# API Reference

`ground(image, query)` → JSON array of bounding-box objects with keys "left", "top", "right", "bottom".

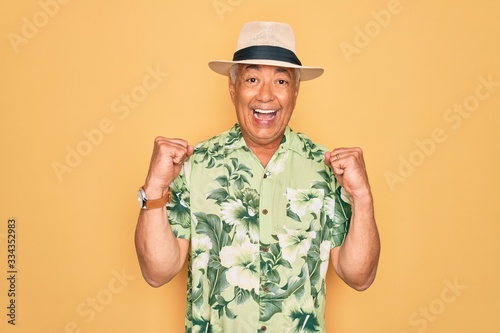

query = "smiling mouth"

[{"left": 253, "top": 109, "right": 278, "bottom": 120}]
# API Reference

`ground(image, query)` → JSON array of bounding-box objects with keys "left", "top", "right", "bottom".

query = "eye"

[
  {"left": 246, "top": 77, "right": 257, "bottom": 83},
  {"left": 277, "top": 79, "right": 288, "bottom": 85}
]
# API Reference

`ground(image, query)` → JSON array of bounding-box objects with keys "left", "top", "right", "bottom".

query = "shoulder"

[
  {"left": 194, "top": 125, "right": 242, "bottom": 153},
  {"left": 185, "top": 125, "right": 243, "bottom": 169},
  {"left": 288, "top": 129, "right": 329, "bottom": 164}
]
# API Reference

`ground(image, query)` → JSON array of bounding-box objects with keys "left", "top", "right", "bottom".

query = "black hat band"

[{"left": 233, "top": 45, "right": 302, "bottom": 66}]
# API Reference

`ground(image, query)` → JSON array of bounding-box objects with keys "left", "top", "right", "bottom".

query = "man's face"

[{"left": 229, "top": 64, "right": 300, "bottom": 150}]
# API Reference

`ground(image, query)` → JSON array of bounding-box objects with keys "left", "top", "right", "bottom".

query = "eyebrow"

[{"left": 243, "top": 64, "right": 260, "bottom": 71}]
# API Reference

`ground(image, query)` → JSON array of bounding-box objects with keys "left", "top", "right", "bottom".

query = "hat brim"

[{"left": 208, "top": 59, "right": 324, "bottom": 81}]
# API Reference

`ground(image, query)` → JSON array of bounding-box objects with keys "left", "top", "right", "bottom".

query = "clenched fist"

[
  {"left": 143, "top": 137, "right": 194, "bottom": 199},
  {"left": 325, "top": 147, "right": 372, "bottom": 200}
]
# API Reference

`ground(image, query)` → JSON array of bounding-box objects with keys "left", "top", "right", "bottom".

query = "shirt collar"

[{"left": 224, "top": 124, "right": 305, "bottom": 156}]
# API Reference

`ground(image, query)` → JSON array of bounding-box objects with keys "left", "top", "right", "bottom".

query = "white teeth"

[{"left": 254, "top": 109, "right": 277, "bottom": 114}]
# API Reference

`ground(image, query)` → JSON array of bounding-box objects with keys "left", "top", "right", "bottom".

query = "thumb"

[
  {"left": 187, "top": 145, "right": 195, "bottom": 157},
  {"left": 324, "top": 152, "right": 332, "bottom": 167}
]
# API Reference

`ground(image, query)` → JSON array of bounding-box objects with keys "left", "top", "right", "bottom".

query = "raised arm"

[
  {"left": 135, "top": 137, "right": 193, "bottom": 287},
  {"left": 325, "top": 147, "right": 381, "bottom": 291}
]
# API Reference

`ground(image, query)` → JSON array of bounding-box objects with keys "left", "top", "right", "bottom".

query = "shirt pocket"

[{"left": 284, "top": 188, "right": 324, "bottom": 230}]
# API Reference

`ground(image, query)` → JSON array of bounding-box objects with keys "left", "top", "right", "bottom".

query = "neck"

[
  {"left": 252, "top": 146, "right": 277, "bottom": 167},
  {"left": 240, "top": 127, "right": 286, "bottom": 167},
  {"left": 244, "top": 140, "right": 281, "bottom": 167}
]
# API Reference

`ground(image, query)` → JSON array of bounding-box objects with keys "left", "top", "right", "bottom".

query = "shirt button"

[
  {"left": 263, "top": 246, "right": 269, "bottom": 252},
  {"left": 260, "top": 326, "right": 267, "bottom": 331},
  {"left": 262, "top": 209, "right": 268, "bottom": 215},
  {"left": 263, "top": 171, "right": 271, "bottom": 179}
]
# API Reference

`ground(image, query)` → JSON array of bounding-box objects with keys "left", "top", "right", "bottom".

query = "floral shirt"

[{"left": 168, "top": 124, "right": 351, "bottom": 333}]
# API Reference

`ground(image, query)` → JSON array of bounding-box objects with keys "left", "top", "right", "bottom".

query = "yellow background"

[{"left": 1, "top": 0, "right": 499, "bottom": 332}]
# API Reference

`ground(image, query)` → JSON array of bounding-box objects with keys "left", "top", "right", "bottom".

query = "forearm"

[
  {"left": 135, "top": 205, "right": 187, "bottom": 287},
  {"left": 135, "top": 137, "right": 193, "bottom": 287},
  {"left": 334, "top": 194, "right": 380, "bottom": 291}
]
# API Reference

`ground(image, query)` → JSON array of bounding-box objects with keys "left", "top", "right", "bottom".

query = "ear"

[
  {"left": 295, "top": 80, "right": 301, "bottom": 98},
  {"left": 289, "top": 79, "right": 300, "bottom": 110},
  {"left": 228, "top": 76, "right": 236, "bottom": 106}
]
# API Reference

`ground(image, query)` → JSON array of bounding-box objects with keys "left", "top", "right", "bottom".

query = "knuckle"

[{"left": 154, "top": 136, "right": 165, "bottom": 144}]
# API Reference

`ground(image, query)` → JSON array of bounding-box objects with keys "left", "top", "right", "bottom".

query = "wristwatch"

[{"left": 137, "top": 186, "right": 172, "bottom": 210}]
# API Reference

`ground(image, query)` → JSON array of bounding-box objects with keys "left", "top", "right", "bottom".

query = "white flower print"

[
  {"left": 220, "top": 190, "right": 260, "bottom": 243},
  {"left": 319, "top": 241, "right": 332, "bottom": 279},
  {"left": 287, "top": 188, "right": 322, "bottom": 217},
  {"left": 192, "top": 235, "right": 213, "bottom": 271},
  {"left": 277, "top": 227, "right": 316, "bottom": 263},
  {"left": 220, "top": 238, "right": 259, "bottom": 292},
  {"left": 340, "top": 187, "right": 351, "bottom": 204},
  {"left": 282, "top": 295, "right": 320, "bottom": 333},
  {"left": 220, "top": 199, "right": 246, "bottom": 226},
  {"left": 324, "top": 196, "right": 336, "bottom": 220}
]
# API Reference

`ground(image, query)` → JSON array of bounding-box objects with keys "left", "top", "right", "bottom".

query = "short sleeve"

[
  {"left": 167, "top": 164, "right": 192, "bottom": 240},
  {"left": 324, "top": 170, "right": 352, "bottom": 248}
]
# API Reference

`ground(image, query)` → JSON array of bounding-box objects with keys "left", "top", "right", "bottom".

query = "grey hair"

[{"left": 229, "top": 64, "right": 301, "bottom": 85}]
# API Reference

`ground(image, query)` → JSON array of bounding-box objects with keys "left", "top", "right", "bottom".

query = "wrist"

[
  {"left": 350, "top": 191, "right": 374, "bottom": 214},
  {"left": 138, "top": 185, "right": 172, "bottom": 210},
  {"left": 143, "top": 184, "right": 169, "bottom": 200},
  {"left": 143, "top": 175, "right": 172, "bottom": 199},
  {"left": 348, "top": 184, "right": 373, "bottom": 203}
]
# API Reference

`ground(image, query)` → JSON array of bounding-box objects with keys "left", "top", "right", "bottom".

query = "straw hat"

[{"left": 208, "top": 21, "right": 324, "bottom": 81}]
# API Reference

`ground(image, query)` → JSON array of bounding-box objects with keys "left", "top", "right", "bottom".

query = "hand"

[
  {"left": 143, "top": 137, "right": 194, "bottom": 198},
  {"left": 325, "top": 147, "right": 372, "bottom": 200}
]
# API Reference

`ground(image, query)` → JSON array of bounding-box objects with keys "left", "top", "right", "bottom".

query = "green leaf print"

[
  {"left": 286, "top": 208, "right": 302, "bottom": 223},
  {"left": 284, "top": 294, "right": 321, "bottom": 333},
  {"left": 234, "top": 286, "right": 251, "bottom": 305},
  {"left": 168, "top": 184, "right": 191, "bottom": 229},
  {"left": 215, "top": 175, "right": 229, "bottom": 187},
  {"left": 194, "top": 212, "right": 229, "bottom": 252},
  {"left": 335, "top": 186, "right": 352, "bottom": 220},
  {"left": 259, "top": 265, "right": 307, "bottom": 322},
  {"left": 207, "top": 188, "right": 229, "bottom": 205},
  {"left": 223, "top": 157, "right": 253, "bottom": 191},
  {"left": 192, "top": 275, "right": 204, "bottom": 308},
  {"left": 297, "top": 133, "right": 326, "bottom": 162},
  {"left": 307, "top": 250, "right": 321, "bottom": 299},
  {"left": 193, "top": 141, "right": 225, "bottom": 169},
  {"left": 208, "top": 264, "right": 230, "bottom": 307}
]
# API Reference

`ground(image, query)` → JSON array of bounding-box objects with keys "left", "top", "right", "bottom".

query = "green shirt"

[{"left": 168, "top": 124, "right": 351, "bottom": 333}]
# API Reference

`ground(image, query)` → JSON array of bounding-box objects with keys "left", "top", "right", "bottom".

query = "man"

[{"left": 135, "top": 21, "right": 380, "bottom": 332}]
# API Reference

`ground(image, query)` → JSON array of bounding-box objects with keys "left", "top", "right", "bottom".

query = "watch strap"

[{"left": 142, "top": 187, "right": 172, "bottom": 210}]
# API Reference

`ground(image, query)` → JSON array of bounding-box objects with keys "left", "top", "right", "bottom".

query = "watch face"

[{"left": 137, "top": 189, "right": 146, "bottom": 208}]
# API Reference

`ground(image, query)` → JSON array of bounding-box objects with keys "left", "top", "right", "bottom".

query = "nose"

[{"left": 256, "top": 81, "right": 274, "bottom": 102}]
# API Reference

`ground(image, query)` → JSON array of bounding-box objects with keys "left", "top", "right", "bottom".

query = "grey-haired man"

[{"left": 135, "top": 21, "right": 380, "bottom": 332}]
